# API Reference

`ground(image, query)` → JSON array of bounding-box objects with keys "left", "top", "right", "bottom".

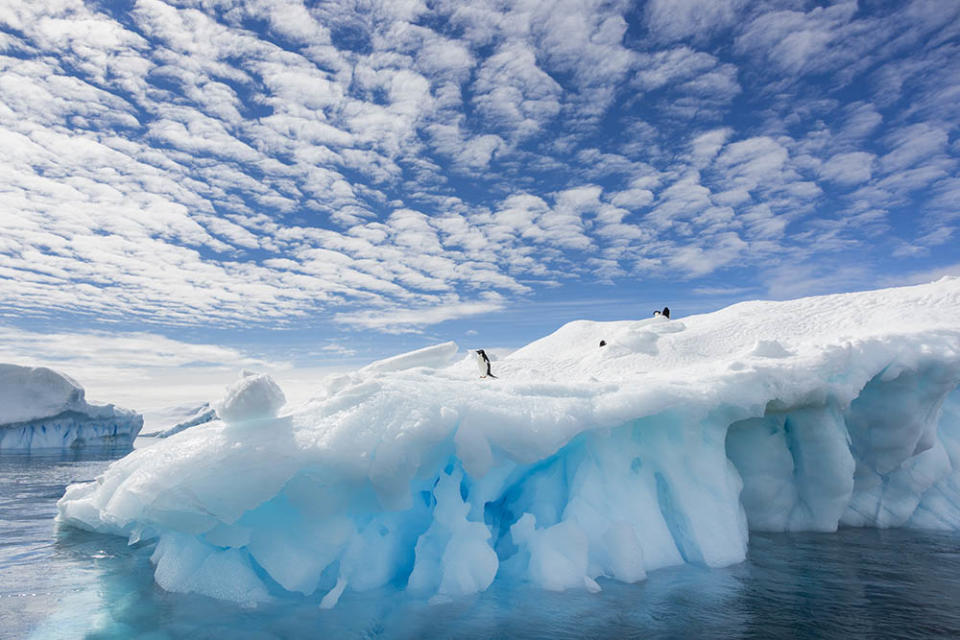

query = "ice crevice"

[{"left": 55, "top": 279, "right": 960, "bottom": 606}]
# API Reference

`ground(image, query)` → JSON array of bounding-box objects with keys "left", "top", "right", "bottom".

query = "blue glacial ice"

[
  {"left": 56, "top": 279, "right": 960, "bottom": 607},
  {"left": 0, "top": 364, "right": 142, "bottom": 451}
]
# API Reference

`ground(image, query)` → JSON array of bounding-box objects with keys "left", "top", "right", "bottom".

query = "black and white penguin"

[
  {"left": 474, "top": 349, "right": 497, "bottom": 378},
  {"left": 653, "top": 310, "right": 661, "bottom": 317},
  {"left": 662, "top": 306, "right": 670, "bottom": 319}
]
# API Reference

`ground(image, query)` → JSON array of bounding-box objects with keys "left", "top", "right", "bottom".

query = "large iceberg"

[
  {"left": 0, "top": 364, "right": 143, "bottom": 451},
  {"left": 57, "top": 279, "right": 960, "bottom": 606}
]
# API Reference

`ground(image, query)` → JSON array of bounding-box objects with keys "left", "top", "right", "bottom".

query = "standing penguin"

[
  {"left": 474, "top": 349, "right": 497, "bottom": 379},
  {"left": 662, "top": 306, "right": 670, "bottom": 319}
]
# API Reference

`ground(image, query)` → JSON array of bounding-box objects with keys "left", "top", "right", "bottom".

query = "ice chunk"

[
  {"left": 216, "top": 372, "right": 286, "bottom": 424},
  {"left": 750, "top": 340, "right": 792, "bottom": 358},
  {"left": 0, "top": 363, "right": 142, "bottom": 451},
  {"left": 152, "top": 533, "right": 268, "bottom": 604},
  {"left": 511, "top": 514, "right": 595, "bottom": 592},
  {"left": 407, "top": 468, "right": 498, "bottom": 602}
]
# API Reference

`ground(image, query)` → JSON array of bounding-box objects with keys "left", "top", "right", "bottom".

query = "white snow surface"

[
  {"left": 57, "top": 279, "right": 960, "bottom": 606},
  {"left": 360, "top": 340, "right": 459, "bottom": 373},
  {"left": 215, "top": 371, "right": 286, "bottom": 424},
  {"left": 1, "top": 364, "right": 87, "bottom": 424},
  {"left": 0, "top": 364, "right": 142, "bottom": 451}
]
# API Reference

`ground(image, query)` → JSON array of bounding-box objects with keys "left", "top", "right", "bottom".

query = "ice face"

[
  {"left": 0, "top": 364, "right": 142, "bottom": 451},
  {"left": 56, "top": 278, "right": 960, "bottom": 606}
]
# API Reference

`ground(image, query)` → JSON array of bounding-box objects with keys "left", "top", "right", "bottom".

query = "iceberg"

[
  {"left": 57, "top": 279, "right": 960, "bottom": 606},
  {"left": 0, "top": 364, "right": 143, "bottom": 451},
  {"left": 140, "top": 403, "right": 218, "bottom": 439}
]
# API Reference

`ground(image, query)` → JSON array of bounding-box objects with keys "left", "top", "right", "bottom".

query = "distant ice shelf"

[
  {"left": 0, "top": 364, "right": 142, "bottom": 451},
  {"left": 57, "top": 278, "right": 960, "bottom": 607}
]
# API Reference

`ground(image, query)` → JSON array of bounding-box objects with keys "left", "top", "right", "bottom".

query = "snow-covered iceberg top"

[
  {"left": 58, "top": 279, "right": 960, "bottom": 606},
  {"left": 0, "top": 364, "right": 143, "bottom": 451}
]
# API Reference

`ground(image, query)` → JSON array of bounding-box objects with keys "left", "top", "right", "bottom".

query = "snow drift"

[
  {"left": 57, "top": 279, "right": 960, "bottom": 606},
  {"left": 0, "top": 364, "right": 143, "bottom": 451}
]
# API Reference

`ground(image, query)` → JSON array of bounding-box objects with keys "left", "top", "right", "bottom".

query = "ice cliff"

[
  {"left": 57, "top": 279, "right": 960, "bottom": 606},
  {"left": 0, "top": 364, "right": 143, "bottom": 451}
]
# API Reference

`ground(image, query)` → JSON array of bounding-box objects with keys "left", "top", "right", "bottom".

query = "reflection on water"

[{"left": 3, "top": 451, "right": 960, "bottom": 639}]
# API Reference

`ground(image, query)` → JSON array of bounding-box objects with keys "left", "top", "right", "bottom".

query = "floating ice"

[
  {"left": 0, "top": 364, "right": 142, "bottom": 451},
  {"left": 57, "top": 279, "right": 960, "bottom": 606},
  {"left": 141, "top": 403, "right": 217, "bottom": 438}
]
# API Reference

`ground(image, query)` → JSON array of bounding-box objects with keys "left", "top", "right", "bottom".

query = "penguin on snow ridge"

[{"left": 475, "top": 349, "right": 497, "bottom": 379}]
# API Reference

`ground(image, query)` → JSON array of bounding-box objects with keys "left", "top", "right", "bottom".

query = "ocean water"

[{"left": 3, "top": 451, "right": 960, "bottom": 640}]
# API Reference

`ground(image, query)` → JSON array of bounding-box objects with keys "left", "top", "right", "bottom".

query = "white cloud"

[
  {"left": 819, "top": 151, "right": 875, "bottom": 186},
  {"left": 666, "top": 232, "right": 748, "bottom": 277},
  {"left": 735, "top": 2, "right": 862, "bottom": 76},
  {"left": 471, "top": 40, "right": 562, "bottom": 141},
  {"left": 333, "top": 296, "right": 506, "bottom": 333},
  {"left": 645, "top": 0, "right": 746, "bottom": 43},
  {"left": 0, "top": 0, "right": 957, "bottom": 340},
  {"left": 879, "top": 123, "right": 949, "bottom": 174}
]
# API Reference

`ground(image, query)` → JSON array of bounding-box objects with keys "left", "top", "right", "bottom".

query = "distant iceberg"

[
  {"left": 141, "top": 403, "right": 217, "bottom": 439},
  {"left": 57, "top": 279, "right": 960, "bottom": 606},
  {"left": 0, "top": 364, "right": 142, "bottom": 451}
]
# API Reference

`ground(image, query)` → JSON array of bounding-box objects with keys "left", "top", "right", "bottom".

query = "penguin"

[
  {"left": 474, "top": 349, "right": 497, "bottom": 379},
  {"left": 599, "top": 340, "right": 607, "bottom": 347},
  {"left": 653, "top": 310, "right": 661, "bottom": 317},
  {"left": 662, "top": 306, "right": 670, "bottom": 319}
]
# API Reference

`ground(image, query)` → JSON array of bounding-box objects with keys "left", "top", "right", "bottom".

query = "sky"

[{"left": 1, "top": 0, "right": 959, "bottom": 409}]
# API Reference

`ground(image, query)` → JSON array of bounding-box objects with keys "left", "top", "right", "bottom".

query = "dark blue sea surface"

[{"left": 2, "top": 451, "right": 960, "bottom": 639}]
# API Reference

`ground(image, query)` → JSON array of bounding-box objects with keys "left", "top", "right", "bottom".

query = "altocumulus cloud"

[{"left": 0, "top": 0, "right": 958, "bottom": 334}]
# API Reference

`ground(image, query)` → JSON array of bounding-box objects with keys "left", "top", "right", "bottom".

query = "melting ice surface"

[
  {"left": 0, "top": 364, "right": 142, "bottom": 451},
  {"left": 56, "top": 279, "right": 960, "bottom": 608}
]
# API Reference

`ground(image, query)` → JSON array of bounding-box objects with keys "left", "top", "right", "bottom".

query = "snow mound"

[
  {"left": 0, "top": 364, "right": 142, "bottom": 451},
  {"left": 750, "top": 339, "right": 792, "bottom": 358},
  {"left": 57, "top": 279, "right": 960, "bottom": 606},
  {"left": 216, "top": 372, "right": 286, "bottom": 424}
]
